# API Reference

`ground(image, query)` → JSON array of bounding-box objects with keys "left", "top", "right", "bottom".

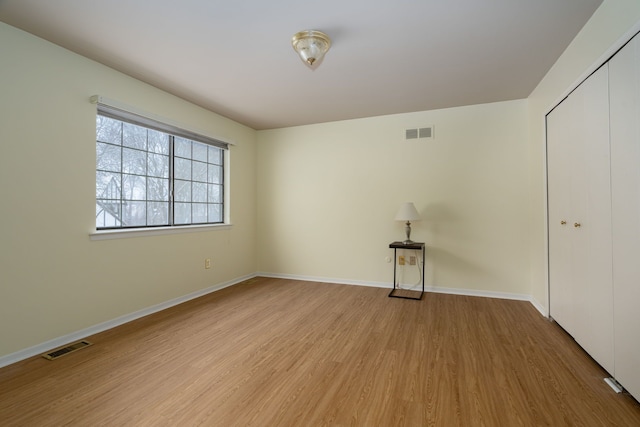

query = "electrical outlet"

[
  {"left": 410, "top": 256, "right": 416, "bottom": 265},
  {"left": 398, "top": 255, "right": 405, "bottom": 265},
  {"left": 205, "top": 258, "right": 211, "bottom": 269}
]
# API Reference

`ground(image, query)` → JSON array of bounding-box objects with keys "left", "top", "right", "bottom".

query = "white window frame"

[{"left": 91, "top": 96, "right": 230, "bottom": 237}]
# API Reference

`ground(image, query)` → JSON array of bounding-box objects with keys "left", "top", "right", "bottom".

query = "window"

[{"left": 95, "top": 104, "right": 226, "bottom": 230}]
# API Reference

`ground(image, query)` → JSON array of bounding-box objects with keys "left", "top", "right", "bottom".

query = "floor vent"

[
  {"left": 42, "top": 340, "right": 92, "bottom": 360},
  {"left": 605, "top": 377, "right": 624, "bottom": 393}
]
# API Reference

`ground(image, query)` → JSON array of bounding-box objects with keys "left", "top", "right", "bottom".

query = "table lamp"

[{"left": 395, "top": 202, "right": 421, "bottom": 244}]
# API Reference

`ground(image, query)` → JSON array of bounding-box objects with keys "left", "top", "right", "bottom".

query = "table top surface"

[{"left": 389, "top": 241, "right": 425, "bottom": 249}]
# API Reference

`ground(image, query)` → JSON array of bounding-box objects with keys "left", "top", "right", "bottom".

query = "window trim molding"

[{"left": 90, "top": 223, "right": 233, "bottom": 241}]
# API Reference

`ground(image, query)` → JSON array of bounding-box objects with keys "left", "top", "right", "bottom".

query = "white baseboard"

[
  {"left": 528, "top": 296, "right": 549, "bottom": 318},
  {"left": 0, "top": 273, "right": 256, "bottom": 369},
  {"left": 258, "top": 271, "right": 544, "bottom": 314},
  {"left": 258, "top": 272, "right": 391, "bottom": 289}
]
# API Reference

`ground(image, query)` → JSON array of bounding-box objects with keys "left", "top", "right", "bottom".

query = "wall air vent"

[
  {"left": 42, "top": 340, "right": 92, "bottom": 360},
  {"left": 405, "top": 126, "right": 434, "bottom": 140},
  {"left": 419, "top": 127, "right": 433, "bottom": 139},
  {"left": 405, "top": 128, "right": 419, "bottom": 139}
]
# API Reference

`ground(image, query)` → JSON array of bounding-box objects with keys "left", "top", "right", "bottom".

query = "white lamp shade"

[{"left": 395, "top": 202, "right": 421, "bottom": 221}]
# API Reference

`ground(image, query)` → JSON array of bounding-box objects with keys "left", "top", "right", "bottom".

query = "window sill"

[{"left": 90, "top": 223, "right": 232, "bottom": 241}]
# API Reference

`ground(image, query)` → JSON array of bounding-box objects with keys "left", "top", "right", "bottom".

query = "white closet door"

[
  {"left": 571, "top": 65, "right": 614, "bottom": 374},
  {"left": 547, "top": 92, "right": 577, "bottom": 334},
  {"left": 547, "top": 65, "right": 614, "bottom": 373},
  {"left": 610, "top": 32, "right": 640, "bottom": 401}
]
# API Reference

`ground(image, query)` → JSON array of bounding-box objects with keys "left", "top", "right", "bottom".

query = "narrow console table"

[{"left": 389, "top": 241, "right": 425, "bottom": 300}]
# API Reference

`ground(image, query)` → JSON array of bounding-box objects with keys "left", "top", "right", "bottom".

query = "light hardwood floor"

[{"left": 1, "top": 277, "right": 639, "bottom": 426}]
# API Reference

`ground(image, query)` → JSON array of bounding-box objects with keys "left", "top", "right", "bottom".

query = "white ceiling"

[{"left": 0, "top": 0, "right": 602, "bottom": 130}]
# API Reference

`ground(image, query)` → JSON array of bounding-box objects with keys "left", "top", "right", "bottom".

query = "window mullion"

[
  {"left": 169, "top": 136, "right": 175, "bottom": 226},
  {"left": 145, "top": 129, "right": 149, "bottom": 227},
  {"left": 120, "top": 123, "right": 124, "bottom": 228}
]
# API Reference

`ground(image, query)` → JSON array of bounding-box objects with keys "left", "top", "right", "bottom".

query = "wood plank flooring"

[{"left": 1, "top": 277, "right": 639, "bottom": 426}]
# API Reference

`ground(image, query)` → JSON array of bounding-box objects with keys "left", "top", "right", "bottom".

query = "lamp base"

[{"left": 403, "top": 221, "right": 413, "bottom": 245}]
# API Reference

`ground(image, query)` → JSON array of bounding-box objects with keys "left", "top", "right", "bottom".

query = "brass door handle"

[
  {"left": 560, "top": 220, "right": 566, "bottom": 225},
  {"left": 574, "top": 222, "right": 581, "bottom": 228}
]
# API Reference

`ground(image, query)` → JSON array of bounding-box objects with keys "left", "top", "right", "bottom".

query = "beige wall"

[
  {"left": 257, "top": 100, "right": 531, "bottom": 297},
  {"left": 527, "top": 0, "right": 640, "bottom": 313},
  {"left": 0, "top": 22, "right": 257, "bottom": 358}
]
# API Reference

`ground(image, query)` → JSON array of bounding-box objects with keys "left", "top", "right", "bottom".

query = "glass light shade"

[
  {"left": 291, "top": 30, "right": 331, "bottom": 69},
  {"left": 395, "top": 202, "right": 421, "bottom": 221}
]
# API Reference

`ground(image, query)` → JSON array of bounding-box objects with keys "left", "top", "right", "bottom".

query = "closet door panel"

[
  {"left": 546, "top": 65, "right": 614, "bottom": 374},
  {"left": 547, "top": 93, "right": 577, "bottom": 334},
  {"left": 610, "top": 33, "right": 640, "bottom": 401},
  {"left": 570, "top": 65, "right": 614, "bottom": 374}
]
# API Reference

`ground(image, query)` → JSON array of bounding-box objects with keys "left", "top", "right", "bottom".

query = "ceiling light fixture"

[{"left": 291, "top": 30, "right": 331, "bottom": 69}]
